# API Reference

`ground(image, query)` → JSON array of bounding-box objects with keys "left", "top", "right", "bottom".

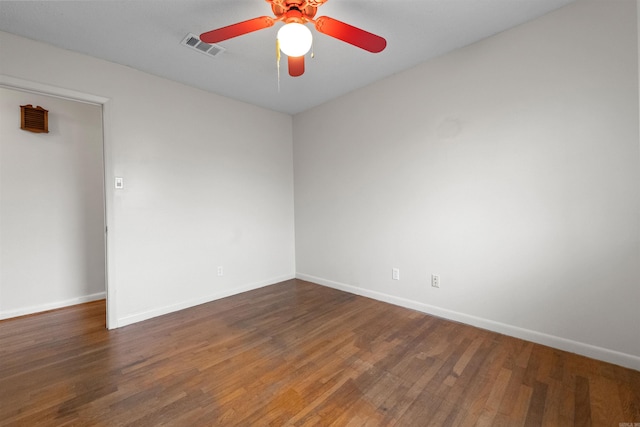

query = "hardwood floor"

[{"left": 1, "top": 279, "right": 638, "bottom": 426}]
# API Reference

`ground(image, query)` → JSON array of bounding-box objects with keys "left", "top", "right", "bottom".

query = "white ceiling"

[{"left": 0, "top": 0, "right": 574, "bottom": 115}]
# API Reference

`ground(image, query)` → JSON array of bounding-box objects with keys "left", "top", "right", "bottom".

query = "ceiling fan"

[{"left": 200, "top": 0, "right": 387, "bottom": 77}]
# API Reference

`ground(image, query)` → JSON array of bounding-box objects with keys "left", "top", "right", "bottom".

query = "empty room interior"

[{"left": 0, "top": 0, "right": 639, "bottom": 425}]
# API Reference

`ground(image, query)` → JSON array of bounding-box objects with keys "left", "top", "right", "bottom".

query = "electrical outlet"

[
  {"left": 217, "top": 266, "right": 223, "bottom": 276},
  {"left": 431, "top": 274, "right": 440, "bottom": 288},
  {"left": 392, "top": 268, "right": 400, "bottom": 280}
]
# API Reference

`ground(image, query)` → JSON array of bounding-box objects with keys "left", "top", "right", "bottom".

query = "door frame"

[{"left": 0, "top": 75, "right": 117, "bottom": 329}]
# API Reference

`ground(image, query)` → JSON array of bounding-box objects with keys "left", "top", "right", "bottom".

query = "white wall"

[
  {"left": 0, "top": 31, "right": 295, "bottom": 327},
  {"left": 0, "top": 88, "right": 105, "bottom": 318},
  {"left": 294, "top": 0, "right": 640, "bottom": 370}
]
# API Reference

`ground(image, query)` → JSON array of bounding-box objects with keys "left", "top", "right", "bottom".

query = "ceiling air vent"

[{"left": 181, "top": 33, "right": 225, "bottom": 58}]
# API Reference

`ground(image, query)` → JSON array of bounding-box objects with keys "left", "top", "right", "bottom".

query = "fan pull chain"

[{"left": 276, "top": 38, "right": 281, "bottom": 92}]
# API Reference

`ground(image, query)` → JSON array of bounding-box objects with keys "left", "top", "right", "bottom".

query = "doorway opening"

[{"left": 0, "top": 75, "right": 115, "bottom": 328}]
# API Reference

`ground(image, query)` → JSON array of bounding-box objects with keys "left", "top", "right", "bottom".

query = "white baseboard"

[
  {"left": 0, "top": 292, "right": 106, "bottom": 320},
  {"left": 296, "top": 273, "right": 640, "bottom": 372},
  {"left": 116, "top": 274, "right": 296, "bottom": 328}
]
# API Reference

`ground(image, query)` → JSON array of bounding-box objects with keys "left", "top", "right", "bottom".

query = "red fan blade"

[
  {"left": 200, "top": 16, "right": 275, "bottom": 43},
  {"left": 288, "top": 55, "right": 305, "bottom": 77},
  {"left": 315, "top": 16, "right": 386, "bottom": 53}
]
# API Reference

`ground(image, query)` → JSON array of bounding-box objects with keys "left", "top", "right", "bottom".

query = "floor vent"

[{"left": 181, "top": 33, "right": 225, "bottom": 57}]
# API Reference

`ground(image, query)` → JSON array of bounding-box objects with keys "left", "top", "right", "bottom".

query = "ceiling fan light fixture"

[{"left": 277, "top": 23, "right": 312, "bottom": 57}]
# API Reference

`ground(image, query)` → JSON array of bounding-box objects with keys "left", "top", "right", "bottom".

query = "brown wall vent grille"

[{"left": 20, "top": 104, "right": 49, "bottom": 133}]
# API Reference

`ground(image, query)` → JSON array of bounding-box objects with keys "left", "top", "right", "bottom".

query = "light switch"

[{"left": 115, "top": 177, "right": 124, "bottom": 189}]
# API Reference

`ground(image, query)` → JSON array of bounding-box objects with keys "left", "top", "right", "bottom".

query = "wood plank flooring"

[{"left": 1, "top": 279, "right": 638, "bottom": 426}]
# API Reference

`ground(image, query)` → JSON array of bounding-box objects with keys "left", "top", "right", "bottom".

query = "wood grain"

[{"left": 1, "top": 279, "right": 638, "bottom": 426}]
